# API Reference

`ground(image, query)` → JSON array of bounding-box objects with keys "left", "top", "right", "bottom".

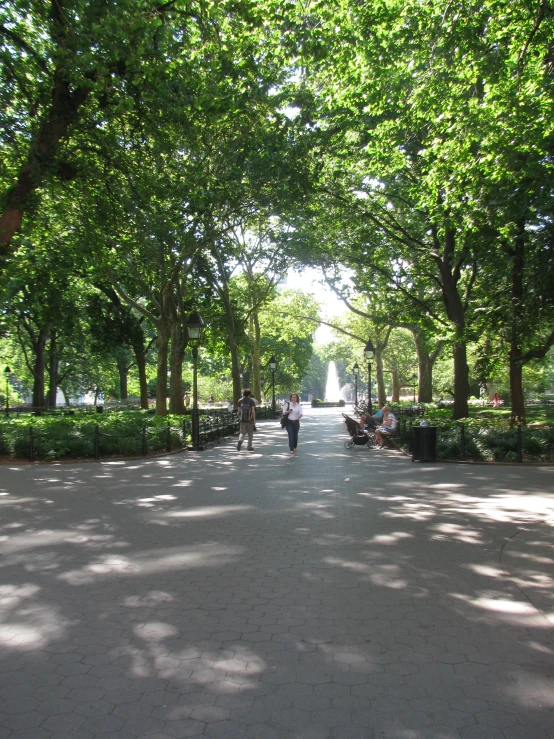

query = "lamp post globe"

[
  {"left": 4, "top": 366, "right": 10, "bottom": 418},
  {"left": 364, "top": 340, "right": 375, "bottom": 414},
  {"left": 185, "top": 312, "right": 205, "bottom": 451},
  {"left": 353, "top": 362, "right": 359, "bottom": 408},
  {"left": 269, "top": 356, "right": 277, "bottom": 418}
]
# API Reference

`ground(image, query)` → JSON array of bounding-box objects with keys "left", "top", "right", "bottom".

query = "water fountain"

[{"left": 324, "top": 361, "right": 342, "bottom": 402}]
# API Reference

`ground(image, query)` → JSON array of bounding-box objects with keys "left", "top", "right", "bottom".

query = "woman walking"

[{"left": 284, "top": 393, "right": 303, "bottom": 454}]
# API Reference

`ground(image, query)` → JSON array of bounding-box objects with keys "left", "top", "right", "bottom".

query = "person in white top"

[
  {"left": 375, "top": 405, "right": 398, "bottom": 448},
  {"left": 284, "top": 393, "right": 303, "bottom": 454}
]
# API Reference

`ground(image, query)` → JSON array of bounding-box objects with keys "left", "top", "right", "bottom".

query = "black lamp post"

[
  {"left": 364, "top": 340, "right": 375, "bottom": 415},
  {"left": 269, "top": 356, "right": 277, "bottom": 418},
  {"left": 4, "top": 366, "right": 10, "bottom": 417},
  {"left": 185, "top": 312, "right": 205, "bottom": 451},
  {"left": 353, "top": 362, "right": 359, "bottom": 408}
]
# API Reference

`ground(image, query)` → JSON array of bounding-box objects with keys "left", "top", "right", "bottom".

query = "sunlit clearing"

[
  {"left": 59, "top": 543, "right": 244, "bottom": 585},
  {"left": 323, "top": 557, "right": 408, "bottom": 589},
  {"left": 452, "top": 593, "right": 543, "bottom": 622},
  {"left": 430, "top": 523, "right": 482, "bottom": 544},
  {"left": 365, "top": 532, "right": 414, "bottom": 544},
  {"left": 165, "top": 505, "right": 255, "bottom": 518},
  {"left": 0, "top": 530, "right": 76, "bottom": 554},
  {"left": 134, "top": 621, "right": 180, "bottom": 639},
  {"left": 526, "top": 641, "right": 554, "bottom": 655},
  {"left": 464, "top": 564, "right": 505, "bottom": 578},
  {"left": 427, "top": 483, "right": 467, "bottom": 489}
]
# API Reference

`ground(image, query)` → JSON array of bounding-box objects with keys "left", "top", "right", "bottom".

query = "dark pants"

[{"left": 286, "top": 420, "right": 300, "bottom": 451}]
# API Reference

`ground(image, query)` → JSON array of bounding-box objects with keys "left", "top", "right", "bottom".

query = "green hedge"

[
  {"left": 0, "top": 412, "right": 189, "bottom": 462},
  {"left": 407, "top": 415, "right": 554, "bottom": 462}
]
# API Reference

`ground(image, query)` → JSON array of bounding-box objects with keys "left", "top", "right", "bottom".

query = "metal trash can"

[
  {"left": 96, "top": 405, "right": 104, "bottom": 414},
  {"left": 411, "top": 425, "right": 437, "bottom": 462}
]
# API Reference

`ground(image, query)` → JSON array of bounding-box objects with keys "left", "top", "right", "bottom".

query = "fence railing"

[
  {"left": 396, "top": 419, "right": 552, "bottom": 463},
  {"left": 0, "top": 410, "right": 244, "bottom": 462},
  {"left": 0, "top": 405, "right": 281, "bottom": 462}
]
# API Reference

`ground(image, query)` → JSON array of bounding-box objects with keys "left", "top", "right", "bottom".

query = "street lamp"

[
  {"left": 353, "top": 362, "right": 359, "bottom": 408},
  {"left": 269, "top": 356, "right": 277, "bottom": 418},
  {"left": 185, "top": 312, "right": 205, "bottom": 451},
  {"left": 4, "top": 366, "right": 10, "bottom": 417},
  {"left": 364, "top": 340, "right": 375, "bottom": 415}
]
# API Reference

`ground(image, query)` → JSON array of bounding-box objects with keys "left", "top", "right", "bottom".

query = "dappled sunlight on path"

[{"left": 0, "top": 407, "right": 553, "bottom": 737}]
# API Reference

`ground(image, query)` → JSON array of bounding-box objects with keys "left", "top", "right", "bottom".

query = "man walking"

[{"left": 237, "top": 388, "right": 256, "bottom": 452}]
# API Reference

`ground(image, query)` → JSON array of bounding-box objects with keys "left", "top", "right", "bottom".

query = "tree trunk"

[
  {"left": 509, "top": 220, "right": 526, "bottom": 426},
  {"left": 412, "top": 330, "right": 436, "bottom": 403},
  {"left": 437, "top": 229, "right": 470, "bottom": 419},
  {"left": 117, "top": 356, "right": 128, "bottom": 400},
  {"left": 251, "top": 312, "right": 262, "bottom": 403},
  {"left": 135, "top": 349, "right": 149, "bottom": 410},
  {"left": 220, "top": 288, "right": 242, "bottom": 404},
  {"left": 450, "top": 341, "right": 469, "bottom": 419},
  {"left": 47, "top": 332, "right": 59, "bottom": 408},
  {"left": 32, "top": 331, "right": 48, "bottom": 408},
  {"left": 391, "top": 369, "right": 400, "bottom": 402},
  {"left": 0, "top": 75, "right": 90, "bottom": 262},
  {"left": 155, "top": 322, "right": 170, "bottom": 416},
  {"left": 169, "top": 321, "right": 185, "bottom": 414},
  {"left": 375, "top": 348, "right": 386, "bottom": 404}
]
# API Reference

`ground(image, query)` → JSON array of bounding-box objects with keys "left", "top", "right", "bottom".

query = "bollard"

[
  {"left": 460, "top": 423, "right": 465, "bottom": 461},
  {"left": 516, "top": 423, "right": 522, "bottom": 463}
]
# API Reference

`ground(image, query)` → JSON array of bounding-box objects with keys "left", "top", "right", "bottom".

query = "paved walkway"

[{"left": 0, "top": 407, "right": 553, "bottom": 739}]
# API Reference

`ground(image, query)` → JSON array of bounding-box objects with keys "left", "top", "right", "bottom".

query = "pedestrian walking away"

[
  {"left": 236, "top": 389, "right": 256, "bottom": 451},
  {"left": 284, "top": 392, "right": 303, "bottom": 454}
]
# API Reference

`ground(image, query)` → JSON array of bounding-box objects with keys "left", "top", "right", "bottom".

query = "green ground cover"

[
  {"left": 0, "top": 412, "right": 188, "bottom": 461},
  {"left": 409, "top": 406, "right": 554, "bottom": 462}
]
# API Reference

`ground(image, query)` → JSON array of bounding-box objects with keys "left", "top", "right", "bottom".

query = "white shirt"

[{"left": 286, "top": 401, "right": 303, "bottom": 421}]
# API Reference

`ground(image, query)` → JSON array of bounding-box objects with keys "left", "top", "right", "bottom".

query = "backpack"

[{"left": 239, "top": 398, "right": 253, "bottom": 423}]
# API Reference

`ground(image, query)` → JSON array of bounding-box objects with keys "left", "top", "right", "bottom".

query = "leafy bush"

[{"left": 0, "top": 412, "right": 188, "bottom": 461}]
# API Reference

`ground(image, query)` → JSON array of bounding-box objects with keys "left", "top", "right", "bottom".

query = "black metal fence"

[
  {"left": 0, "top": 405, "right": 283, "bottom": 462},
  {"left": 396, "top": 419, "right": 553, "bottom": 463}
]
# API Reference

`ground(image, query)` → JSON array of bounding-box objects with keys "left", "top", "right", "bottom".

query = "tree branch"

[{"left": 521, "top": 327, "right": 554, "bottom": 364}]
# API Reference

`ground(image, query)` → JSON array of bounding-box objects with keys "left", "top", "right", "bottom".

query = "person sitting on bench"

[
  {"left": 375, "top": 406, "right": 398, "bottom": 448},
  {"left": 366, "top": 402, "right": 385, "bottom": 429}
]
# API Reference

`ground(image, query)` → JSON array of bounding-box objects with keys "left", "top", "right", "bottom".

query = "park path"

[{"left": 0, "top": 406, "right": 553, "bottom": 739}]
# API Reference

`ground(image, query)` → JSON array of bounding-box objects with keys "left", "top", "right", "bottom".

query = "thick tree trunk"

[
  {"left": 452, "top": 342, "right": 470, "bottom": 419},
  {"left": 437, "top": 229, "right": 470, "bottom": 419},
  {"left": 391, "top": 369, "right": 400, "bottom": 403},
  {"left": 47, "top": 332, "right": 58, "bottom": 408},
  {"left": 169, "top": 322, "right": 185, "bottom": 414},
  {"left": 32, "top": 331, "right": 48, "bottom": 409},
  {"left": 155, "top": 322, "right": 170, "bottom": 416},
  {"left": 375, "top": 349, "right": 386, "bottom": 404},
  {"left": 220, "top": 288, "right": 242, "bottom": 404},
  {"left": 135, "top": 349, "right": 149, "bottom": 410},
  {"left": 412, "top": 330, "right": 437, "bottom": 403},
  {"left": 251, "top": 312, "right": 262, "bottom": 403},
  {"left": 509, "top": 221, "right": 526, "bottom": 426},
  {"left": 0, "top": 75, "right": 90, "bottom": 262},
  {"left": 117, "top": 356, "right": 128, "bottom": 400}
]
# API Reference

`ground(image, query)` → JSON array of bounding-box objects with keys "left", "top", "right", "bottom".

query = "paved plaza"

[{"left": 0, "top": 407, "right": 553, "bottom": 739}]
